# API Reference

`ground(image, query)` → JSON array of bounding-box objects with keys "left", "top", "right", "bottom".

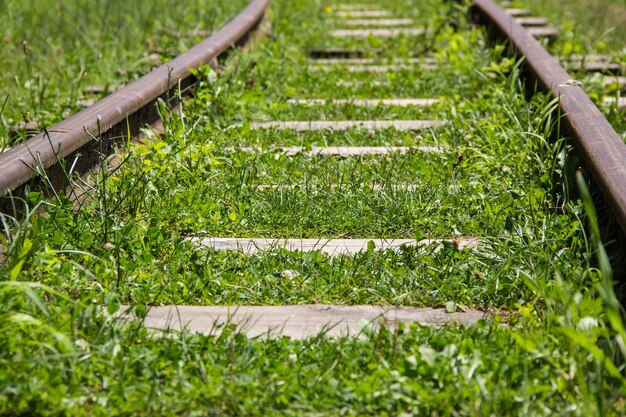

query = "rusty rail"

[
  {"left": 472, "top": 0, "right": 626, "bottom": 236},
  {"left": 0, "top": 0, "right": 269, "bottom": 202}
]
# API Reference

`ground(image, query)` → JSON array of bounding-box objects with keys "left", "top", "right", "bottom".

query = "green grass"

[
  {"left": 2, "top": 301, "right": 615, "bottom": 416},
  {"left": 500, "top": 0, "right": 626, "bottom": 137},
  {"left": 2, "top": 0, "right": 626, "bottom": 414},
  {"left": 515, "top": 0, "right": 626, "bottom": 51},
  {"left": 0, "top": 0, "right": 248, "bottom": 149}
]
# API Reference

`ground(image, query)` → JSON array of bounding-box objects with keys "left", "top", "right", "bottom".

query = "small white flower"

[
  {"left": 74, "top": 338, "right": 90, "bottom": 352},
  {"left": 281, "top": 269, "right": 296, "bottom": 280},
  {"left": 573, "top": 293, "right": 583, "bottom": 305},
  {"left": 577, "top": 317, "right": 599, "bottom": 331}
]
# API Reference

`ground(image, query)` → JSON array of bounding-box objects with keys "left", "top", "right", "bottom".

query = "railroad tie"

[
  {"left": 336, "top": 80, "right": 389, "bottom": 86},
  {"left": 307, "top": 56, "right": 438, "bottom": 72},
  {"left": 307, "top": 47, "right": 372, "bottom": 58},
  {"left": 566, "top": 54, "right": 616, "bottom": 62},
  {"left": 228, "top": 146, "right": 444, "bottom": 156},
  {"left": 334, "top": 10, "right": 394, "bottom": 18},
  {"left": 308, "top": 63, "right": 438, "bottom": 72},
  {"left": 251, "top": 182, "right": 479, "bottom": 193},
  {"left": 249, "top": 120, "right": 443, "bottom": 131},
  {"left": 570, "top": 62, "right": 622, "bottom": 74},
  {"left": 341, "top": 18, "right": 413, "bottom": 27},
  {"left": 188, "top": 237, "right": 481, "bottom": 255},
  {"left": 309, "top": 57, "right": 436, "bottom": 65},
  {"left": 602, "top": 76, "right": 626, "bottom": 90},
  {"left": 332, "top": 4, "right": 379, "bottom": 10},
  {"left": 562, "top": 56, "right": 623, "bottom": 74},
  {"left": 504, "top": 8, "right": 532, "bottom": 17},
  {"left": 121, "top": 305, "right": 488, "bottom": 339},
  {"left": 513, "top": 17, "right": 549, "bottom": 27},
  {"left": 285, "top": 98, "right": 440, "bottom": 107},
  {"left": 527, "top": 27, "right": 558, "bottom": 41},
  {"left": 603, "top": 97, "right": 626, "bottom": 110},
  {"left": 331, "top": 28, "right": 426, "bottom": 38}
]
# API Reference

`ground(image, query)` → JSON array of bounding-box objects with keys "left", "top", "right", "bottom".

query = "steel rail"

[
  {"left": 472, "top": 0, "right": 626, "bottom": 236},
  {"left": 0, "top": 0, "right": 270, "bottom": 201}
]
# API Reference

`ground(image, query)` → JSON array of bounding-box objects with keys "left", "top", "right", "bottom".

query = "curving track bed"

[{"left": 2, "top": 0, "right": 626, "bottom": 414}]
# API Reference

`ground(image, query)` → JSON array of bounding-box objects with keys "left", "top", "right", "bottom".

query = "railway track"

[{"left": 2, "top": 0, "right": 626, "bottom": 414}]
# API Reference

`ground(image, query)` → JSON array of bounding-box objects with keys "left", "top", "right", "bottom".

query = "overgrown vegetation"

[
  {"left": 0, "top": 0, "right": 247, "bottom": 149},
  {"left": 504, "top": 0, "right": 626, "bottom": 136},
  {"left": 1, "top": 0, "right": 626, "bottom": 414},
  {"left": 519, "top": 0, "right": 626, "bottom": 50}
]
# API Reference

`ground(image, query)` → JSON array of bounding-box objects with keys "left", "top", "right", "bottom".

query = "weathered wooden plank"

[
  {"left": 308, "top": 47, "right": 371, "bottom": 58},
  {"left": 249, "top": 120, "right": 442, "bottom": 131},
  {"left": 334, "top": 10, "right": 394, "bottom": 17},
  {"left": 232, "top": 145, "right": 443, "bottom": 155},
  {"left": 254, "top": 183, "right": 427, "bottom": 191},
  {"left": 561, "top": 55, "right": 626, "bottom": 75},
  {"left": 336, "top": 80, "right": 389, "bottom": 87},
  {"left": 504, "top": 8, "right": 531, "bottom": 17},
  {"left": 252, "top": 179, "right": 479, "bottom": 192},
  {"left": 332, "top": 4, "right": 379, "bottom": 10},
  {"left": 513, "top": 16, "right": 548, "bottom": 26},
  {"left": 602, "top": 76, "right": 626, "bottom": 90},
  {"left": 342, "top": 18, "right": 413, "bottom": 26},
  {"left": 603, "top": 97, "right": 626, "bottom": 110},
  {"left": 255, "top": 182, "right": 482, "bottom": 193},
  {"left": 127, "top": 304, "right": 488, "bottom": 338},
  {"left": 566, "top": 54, "right": 615, "bottom": 62},
  {"left": 189, "top": 237, "right": 481, "bottom": 255},
  {"left": 286, "top": 98, "right": 440, "bottom": 107},
  {"left": 565, "top": 60, "right": 622, "bottom": 74},
  {"left": 309, "top": 63, "right": 438, "bottom": 72},
  {"left": 331, "top": 28, "right": 426, "bottom": 38},
  {"left": 527, "top": 27, "right": 558, "bottom": 41},
  {"left": 310, "top": 57, "right": 435, "bottom": 65}
]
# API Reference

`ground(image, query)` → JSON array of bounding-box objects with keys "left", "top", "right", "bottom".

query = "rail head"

[
  {"left": 472, "top": 0, "right": 626, "bottom": 236},
  {"left": 0, "top": 0, "right": 270, "bottom": 200}
]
